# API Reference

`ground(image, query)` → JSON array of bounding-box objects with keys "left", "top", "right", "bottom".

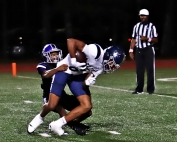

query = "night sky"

[{"left": 1, "top": 0, "right": 177, "bottom": 58}]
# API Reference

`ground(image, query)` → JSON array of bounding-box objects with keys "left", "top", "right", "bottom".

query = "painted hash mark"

[
  {"left": 38, "top": 133, "right": 51, "bottom": 137},
  {"left": 108, "top": 131, "right": 121, "bottom": 135},
  {"left": 24, "top": 100, "right": 33, "bottom": 104}
]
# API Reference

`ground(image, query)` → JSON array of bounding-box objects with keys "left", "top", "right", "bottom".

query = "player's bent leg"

[
  {"left": 40, "top": 93, "right": 60, "bottom": 117},
  {"left": 28, "top": 72, "right": 68, "bottom": 134},
  {"left": 59, "top": 93, "right": 91, "bottom": 135},
  {"left": 49, "top": 73, "right": 91, "bottom": 135},
  {"left": 53, "top": 105, "right": 67, "bottom": 117},
  {"left": 27, "top": 94, "right": 60, "bottom": 134},
  {"left": 67, "top": 110, "right": 92, "bottom": 134},
  {"left": 49, "top": 95, "right": 91, "bottom": 136},
  {"left": 75, "top": 110, "right": 92, "bottom": 122},
  {"left": 65, "top": 94, "right": 92, "bottom": 122},
  {"left": 28, "top": 96, "right": 60, "bottom": 134}
]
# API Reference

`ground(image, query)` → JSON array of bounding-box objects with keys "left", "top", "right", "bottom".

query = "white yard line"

[
  {"left": 92, "top": 85, "right": 177, "bottom": 99},
  {"left": 17, "top": 75, "right": 40, "bottom": 80},
  {"left": 17, "top": 75, "right": 177, "bottom": 99},
  {"left": 157, "top": 78, "right": 177, "bottom": 82},
  {"left": 92, "top": 85, "right": 132, "bottom": 93}
]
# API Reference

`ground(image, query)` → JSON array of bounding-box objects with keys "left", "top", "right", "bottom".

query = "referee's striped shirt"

[{"left": 132, "top": 22, "right": 158, "bottom": 48}]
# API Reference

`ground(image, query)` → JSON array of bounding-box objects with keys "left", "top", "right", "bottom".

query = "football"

[{"left": 75, "top": 50, "right": 87, "bottom": 63}]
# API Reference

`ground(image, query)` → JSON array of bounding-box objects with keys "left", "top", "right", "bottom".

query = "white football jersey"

[
  {"left": 82, "top": 44, "right": 104, "bottom": 78},
  {"left": 56, "top": 44, "right": 104, "bottom": 78},
  {"left": 56, "top": 54, "right": 83, "bottom": 75}
]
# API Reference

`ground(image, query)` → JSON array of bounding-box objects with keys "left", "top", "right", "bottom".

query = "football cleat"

[
  {"left": 27, "top": 114, "right": 44, "bottom": 134},
  {"left": 67, "top": 121, "right": 87, "bottom": 135},
  {"left": 49, "top": 121, "right": 65, "bottom": 136},
  {"left": 77, "top": 123, "right": 90, "bottom": 131}
]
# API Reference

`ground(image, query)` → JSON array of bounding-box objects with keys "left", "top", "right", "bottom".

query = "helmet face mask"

[
  {"left": 103, "top": 56, "right": 120, "bottom": 73},
  {"left": 42, "top": 44, "right": 63, "bottom": 63},
  {"left": 49, "top": 52, "right": 60, "bottom": 63},
  {"left": 103, "top": 46, "right": 126, "bottom": 73}
]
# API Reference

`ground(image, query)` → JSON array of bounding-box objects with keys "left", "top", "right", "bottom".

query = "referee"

[{"left": 129, "top": 9, "right": 158, "bottom": 94}]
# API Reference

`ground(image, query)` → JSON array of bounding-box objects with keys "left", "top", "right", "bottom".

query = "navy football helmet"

[
  {"left": 42, "top": 44, "right": 62, "bottom": 63},
  {"left": 103, "top": 46, "right": 126, "bottom": 73}
]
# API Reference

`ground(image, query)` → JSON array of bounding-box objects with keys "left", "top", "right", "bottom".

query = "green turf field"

[{"left": 1, "top": 68, "right": 177, "bottom": 142}]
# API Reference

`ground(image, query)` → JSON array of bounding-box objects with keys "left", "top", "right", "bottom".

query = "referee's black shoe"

[{"left": 148, "top": 92, "right": 154, "bottom": 94}]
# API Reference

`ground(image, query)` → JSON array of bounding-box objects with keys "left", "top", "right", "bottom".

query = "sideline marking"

[
  {"left": 108, "top": 131, "right": 121, "bottom": 135},
  {"left": 17, "top": 75, "right": 177, "bottom": 99},
  {"left": 93, "top": 85, "right": 177, "bottom": 99},
  {"left": 157, "top": 78, "right": 177, "bottom": 82},
  {"left": 93, "top": 85, "right": 132, "bottom": 93},
  {"left": 17, "top": 76, "right": 40, "bottom": 80}
]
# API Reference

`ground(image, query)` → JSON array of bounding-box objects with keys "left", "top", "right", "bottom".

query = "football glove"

[
  {"left": 71, "top": 58, "right": 87, "bottom": 71},
  {"left": 85, "top": 74, "right": 96, "bottom": 86}
]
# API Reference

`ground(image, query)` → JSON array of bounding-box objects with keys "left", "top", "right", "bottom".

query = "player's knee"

[
  {"left": 83, "top": 110, "right": 92, "bottom": 118},
  {"left": 46, "top": 102, "right": 57, "bottom": 110},
  {"left": 87, "top": 110, "right": 92, "bottom": 117},
  {"left": 81, "top": 103, "right": 92, "bottom": 112},
  {"left": 87, "top": 103, "right": 92, "bottom": 111}
]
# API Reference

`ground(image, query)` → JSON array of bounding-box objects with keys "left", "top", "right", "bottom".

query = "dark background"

[{"left": 0, "top": 0, "right": 177, "bottom": 61}]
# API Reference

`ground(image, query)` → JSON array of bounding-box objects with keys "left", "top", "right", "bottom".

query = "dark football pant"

[{"left": 135, "top": 46, "right": 155, "bottom": 93}]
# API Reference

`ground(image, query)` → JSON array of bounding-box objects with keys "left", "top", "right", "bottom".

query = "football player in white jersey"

[{"left": 28, "top": 38, "right": 126, "bottom": 136}]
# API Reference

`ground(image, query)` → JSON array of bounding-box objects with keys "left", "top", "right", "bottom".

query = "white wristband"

[
  {"left": 129, "top": 49, "right": 133, "bottom": 53},
  {"left": 148, "top": 38, "right": 152, "bottom": 42},
  {"left": 71, "top": 58, "right": 76, "bottom": 65}
]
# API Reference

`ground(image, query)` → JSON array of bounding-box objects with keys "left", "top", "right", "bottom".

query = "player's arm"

[
  {"left": 67, "top": 38, "right": 87, "bottom": 68},
  {"left": 67, "top": 38, "right": 86, "bottom": 58},
  {"left": 42, "top": 64, "right": 68, "bottom": 78}
]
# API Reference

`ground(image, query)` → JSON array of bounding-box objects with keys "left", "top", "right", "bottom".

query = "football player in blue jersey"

[
  {"left": 28, "top": 39, "right": 126, "bottom": 136},
  {"left": 28, "top": 44, "right": 91, "bottom": 135}
]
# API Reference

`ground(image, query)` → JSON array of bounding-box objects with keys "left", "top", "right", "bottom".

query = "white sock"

[
  {"left": 55, "top": 116, "right": 67, "bottom": 127},
  {"left": 38, "top": 114, "right": 44, "bottom": 120}
]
